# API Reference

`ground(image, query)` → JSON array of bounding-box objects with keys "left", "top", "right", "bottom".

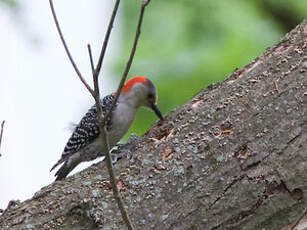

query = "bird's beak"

[{"left": 151, "top": 103, "right": 164, "bottom": 120}]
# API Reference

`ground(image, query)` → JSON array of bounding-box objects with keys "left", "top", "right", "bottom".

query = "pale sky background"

[{"left": 0, "top": 0, "right": 122, "bottom": 209}]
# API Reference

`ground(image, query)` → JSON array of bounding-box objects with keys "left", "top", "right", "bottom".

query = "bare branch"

[
  {"left": 50, "top": 0, "right": 151, "bottom": 229},
  {"left": 87, "top": 44, "right": 102, "bottom": 113},
  {"left": 49, "top": 0, "right": 127, "bottom": 226},
  {"left": 92, "top": 1, "right": 152, "bottom": 229},
  {"left": 49, "top": 0, "right": 94, "bottom": 96},
  {"left": 99, "top": 125, "right": 134, "bottom": 229},
  {"left": 94, "top": 0, "right": 121, "bottom": 80},
  {"left": 87, "top": 44, "right": 95, "bottom": 76},
  {"left": 101, "top": 0, "right": 152, "bottom": 127},
  {"left": 87, "top": 0, "right": 134, "bottom": 228},
  {"left": 0, "top": 120, "right": 5, "bottom": 157},
  {"left": 87, "top": 43, "right": 102, "bottom": 117},
  {"left": 90, "top": 0, "right": 121, "bottom": 117}
]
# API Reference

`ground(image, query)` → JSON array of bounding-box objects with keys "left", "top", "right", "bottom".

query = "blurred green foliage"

[
  {"left": 114, "top": 0, "right": 306, "bottom": 139},
  {"left": 0, "top": 0, "right": 19, "bottom": 11}
]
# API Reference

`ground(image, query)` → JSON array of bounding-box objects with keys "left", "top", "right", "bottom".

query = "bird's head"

[{"left": 120, "top": 76, "right": 163, "bottom": 120}]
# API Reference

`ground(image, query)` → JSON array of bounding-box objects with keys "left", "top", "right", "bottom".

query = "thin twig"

[
  {"left": 101, "top": 0, "right": 152, "bottom": 127},
  {"left": 49, "top": 0, "right": 94, "bottom": 97},
  {"left": 88, "top": 37, "right": 133, "bottom": 230},
  {"left": 87, "top": 44, "right": 103, "bottom": 117},
  {"left": 290, "top": 207, "right": 307, "bottom": 230},
  {"left": 87, "top": 44, "right": 95, "bottom": 76},
  {"left": 94, "top": 1, "right": 152, "bottom": 229},
  {"left": 94, "top": 0, "right": 121, "bottom": 80},
  {"left": 0, "top": 120, "right": 5, "bottom": 157},
  {"left": 50, "top": 0, "right": 151, "bottom": 229},
  {"left": 91, "top": 0, "right": 121, "bottom": 113},
  {"left": 86, "top": 1, "right": 134, "bottom": 229},
  {"left": 100, "top": 125, "right": 134, "bottom": 228}
]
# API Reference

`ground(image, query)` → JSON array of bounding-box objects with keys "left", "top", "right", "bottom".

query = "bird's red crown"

[{"left": 121, "top": 76, "right": 148, "bottom": 93}]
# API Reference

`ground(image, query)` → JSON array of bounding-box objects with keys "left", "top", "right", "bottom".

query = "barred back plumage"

[
  {"left": 63, "top": 94, "right": 115, "bottom": 155},
  {"left": 50, "top": 94, "right": 116, "bottom": 173}
]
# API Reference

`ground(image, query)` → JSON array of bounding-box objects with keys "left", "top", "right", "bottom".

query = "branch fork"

[{"left": 49, "top": 0, "right": 151, "bottom": 229}]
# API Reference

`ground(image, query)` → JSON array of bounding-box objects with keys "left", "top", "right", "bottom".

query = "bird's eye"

[{"left": 148, "top": 94, "right": 154, "bottom": 99}]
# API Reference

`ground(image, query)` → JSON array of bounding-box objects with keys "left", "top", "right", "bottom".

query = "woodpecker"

[{"left": 51, "top": 76, "right": 163, "bottom": 181}]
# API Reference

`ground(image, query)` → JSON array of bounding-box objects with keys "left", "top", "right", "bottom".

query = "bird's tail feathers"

[
  {"left": 50, "top": 157, "right": 66, "bottom": 172},
  {"left": 54, "top": 155, "right": 81, "bottom": 181}
]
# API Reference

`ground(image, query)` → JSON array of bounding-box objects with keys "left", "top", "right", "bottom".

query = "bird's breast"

[{"left": 108, "top": 104, "right": 137, "bottom": 146}]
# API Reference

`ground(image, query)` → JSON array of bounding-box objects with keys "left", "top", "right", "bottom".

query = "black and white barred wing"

[{"left": 50, "top": 94, "right": 115, "bottom": 172}]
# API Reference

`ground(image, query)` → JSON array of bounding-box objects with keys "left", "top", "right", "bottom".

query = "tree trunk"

[{"left": 1, "top": 19, "right": 307, "bottom": 230}]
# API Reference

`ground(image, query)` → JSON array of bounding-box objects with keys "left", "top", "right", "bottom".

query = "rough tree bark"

[{"left": 1, "top": 20, "right": 306, "bottom": 230}]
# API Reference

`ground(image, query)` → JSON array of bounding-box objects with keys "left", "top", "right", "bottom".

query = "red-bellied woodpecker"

[{"left": 50, "top": 76, "right": 163, "bottom": 181}]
